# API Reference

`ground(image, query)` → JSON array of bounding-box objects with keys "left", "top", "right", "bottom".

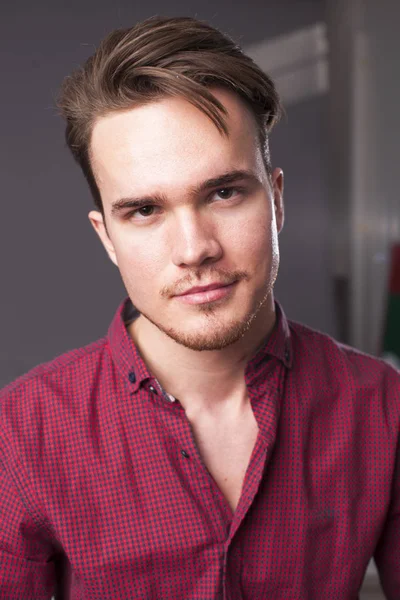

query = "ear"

[
  {"left": 88, "top": 210, "right": 119, "bottom": 267},
  {"left": 271, "top": 168, "right": 284, "bottom": 233}
]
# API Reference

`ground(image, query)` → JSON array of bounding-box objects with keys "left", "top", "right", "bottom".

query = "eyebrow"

[{"left": 110, "top": 169, "right": 260, "bottom": 217}]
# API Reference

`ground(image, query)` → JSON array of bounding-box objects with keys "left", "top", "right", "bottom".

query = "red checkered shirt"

[{"left": 0, "top": 299, "right": 399, "bottom": 600}]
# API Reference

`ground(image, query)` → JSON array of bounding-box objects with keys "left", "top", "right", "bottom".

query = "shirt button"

[
  {"left": 128, "top": 371, "right": 136, "bottom": 383},
  {"left": 149, "top": 385, "right": 157, "bottom": 394},
  {"left": 284, "top": 348, "right": 290, "bottom": 362},
  {"left": 181, "top": 450, "right": 190, "bottom": 459}
]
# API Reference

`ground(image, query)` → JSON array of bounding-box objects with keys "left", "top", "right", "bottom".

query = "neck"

[{"left": 128, "top": 297, "right": 276, "bottom": 412}]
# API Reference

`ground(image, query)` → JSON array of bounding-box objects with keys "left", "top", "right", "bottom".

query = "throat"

[{"left": 187, "top": 399, "right": 259, "bottom": 512}]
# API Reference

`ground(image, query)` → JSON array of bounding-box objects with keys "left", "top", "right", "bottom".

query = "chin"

[
  {"left": 154, "top": 304, "right": 264, "bottom": 351},
  {"left": 162, "top": 325, "right": 249, "bottom": 351}
]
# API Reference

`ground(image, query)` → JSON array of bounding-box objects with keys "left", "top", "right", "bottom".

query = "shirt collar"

[
  {"left": 107, "top": 297, "right": 293, "bottom": 390},
  {"left": 254, "top": 300, "right": 293, "bottom": 368},
  {"left": 107, "top": 298, "right": 151, "bottom": 391}
]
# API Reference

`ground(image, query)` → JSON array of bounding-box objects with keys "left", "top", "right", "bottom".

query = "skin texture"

[{"left": 89, "top": 88, "right": 284, "bottom": 406}]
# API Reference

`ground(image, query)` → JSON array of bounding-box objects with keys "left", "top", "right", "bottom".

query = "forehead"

[{"left": 90, "top": 89, "right": 264, "bottom": 202}]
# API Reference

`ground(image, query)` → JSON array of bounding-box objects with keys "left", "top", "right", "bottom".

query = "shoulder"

[
  {"left": 0, "top": 337, "right": 111, "bottom": 452},
  {"left": 1, "top": 336, "right": 109, "bottom": 399},
  {"left": 288, "top": 319, "right": 400, "bottom": 398}
]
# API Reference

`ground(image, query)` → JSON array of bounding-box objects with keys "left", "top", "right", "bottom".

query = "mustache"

[{"left": 161, "top": 268, "right": 249, "bottom": 298}]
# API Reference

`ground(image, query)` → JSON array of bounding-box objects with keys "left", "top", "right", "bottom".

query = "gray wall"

[{"left": 0, "top": 0, "right": 334, "bottom": 387}]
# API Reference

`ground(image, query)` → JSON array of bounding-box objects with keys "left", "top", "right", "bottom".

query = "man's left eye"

[{"left": 215, "top": 188, "right": 238, "bottom": 200}]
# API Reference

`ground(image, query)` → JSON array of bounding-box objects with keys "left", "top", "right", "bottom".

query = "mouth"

[{"left": 174, "top": 281, "right": 238, "bottom": 305}]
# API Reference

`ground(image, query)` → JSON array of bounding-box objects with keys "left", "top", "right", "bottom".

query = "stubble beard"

[{"left": 137, "top": 263, "right": 279, "bottom": 352}]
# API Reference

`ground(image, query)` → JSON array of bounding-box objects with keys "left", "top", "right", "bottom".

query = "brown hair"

[{"left": 58, "top": 16, "right": 282, "bottom": 212}]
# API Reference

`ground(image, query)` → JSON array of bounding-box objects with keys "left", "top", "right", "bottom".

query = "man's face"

[{"left": 89, "top": 89, "right": 284, "bottom": 351}]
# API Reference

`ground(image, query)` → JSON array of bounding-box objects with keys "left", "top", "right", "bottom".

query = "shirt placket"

[
  {"left": 146, "top": 365, "right": 282, "bottom": 600},
  {"left": 223, "top": 364, "right": 283, "bottom": 599},
  {"left": 149, "top": 384, "right": 232, "bottom": 541}
]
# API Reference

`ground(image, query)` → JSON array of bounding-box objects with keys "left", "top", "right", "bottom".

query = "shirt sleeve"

[{"left": 0, "top": 459, "right": 56, "bottom": 600}]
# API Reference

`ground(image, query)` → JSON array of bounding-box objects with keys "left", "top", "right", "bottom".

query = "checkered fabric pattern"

[{"left": 0, "top": 299, "right": 399, "bottom": 599}]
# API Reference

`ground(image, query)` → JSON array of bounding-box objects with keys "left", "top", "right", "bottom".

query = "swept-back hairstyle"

[{"left": 58, "top": 16, "right": 282, "bottom": 212}]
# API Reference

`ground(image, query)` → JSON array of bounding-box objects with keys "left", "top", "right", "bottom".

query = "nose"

[{"left": 170, "top": 209, "right": 223, "bottom": 268}]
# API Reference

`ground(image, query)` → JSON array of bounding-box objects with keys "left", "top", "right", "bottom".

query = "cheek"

[
  {"left": 223, "top": 211, "right": 273, "bottom": 264},
  {"left": 112, "top": 234, "right": 166, "bottom": 288}
]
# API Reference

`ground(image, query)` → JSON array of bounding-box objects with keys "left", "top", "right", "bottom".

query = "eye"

[
  {"left": 136, "top": 205, "right": 155, "bottom": 217},
  {"left": 215, "top": 187, "right": 236, "bottom": 200},
  {"left": 216, "top": 188, "right": 235, "bottom": 200},
  {"left": 127, "top": 205, "right": 159, "bottom": 220}
]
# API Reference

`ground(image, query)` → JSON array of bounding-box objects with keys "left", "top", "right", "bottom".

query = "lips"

[
  {"left": 176, "top": 282, "right": 233, "bottom": 296},
  {"left": 174, "top": 281, "right": 238, "bottom": 305}
]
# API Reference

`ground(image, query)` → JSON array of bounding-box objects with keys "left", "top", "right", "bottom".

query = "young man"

[{"left": 0, "top": 15, "right": 399, "bottom": 600}]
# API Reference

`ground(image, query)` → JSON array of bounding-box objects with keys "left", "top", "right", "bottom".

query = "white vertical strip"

[
  {"left": 350, "top": 31, "right": 370, "bottom": 350},
  {"left": 245, "top": 23, "right": 329, "bottom": 106},
  {"left": 350, "top": 26, "right": 398, "bottom": 354}
]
